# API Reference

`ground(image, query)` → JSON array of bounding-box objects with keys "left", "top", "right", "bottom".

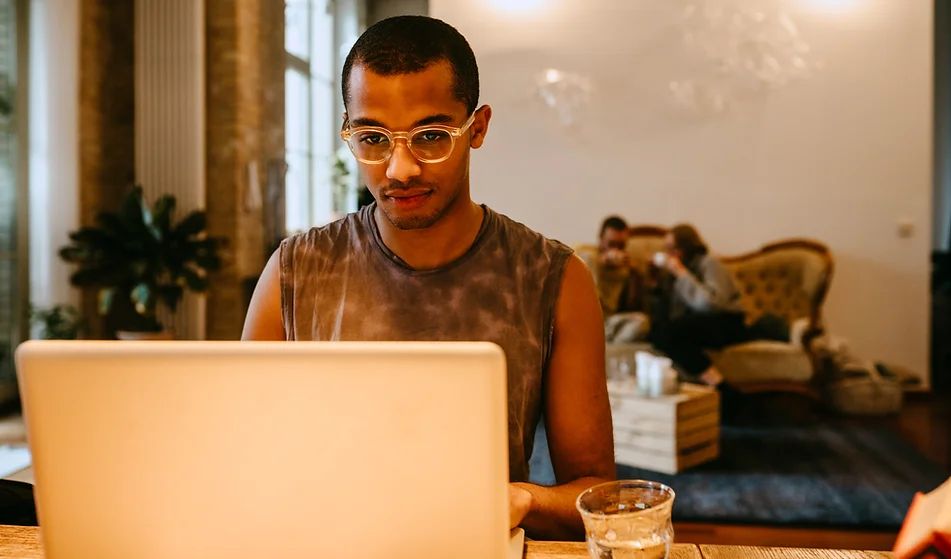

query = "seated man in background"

[
  {"left": 578, "top": 216, "right": 650, "bottom": 343},
  {"left": 241, "top": 15, "right": 615, "bottom": 541},
  {"left": 648, "top": 224, "right": 748, "bottom": 387}
]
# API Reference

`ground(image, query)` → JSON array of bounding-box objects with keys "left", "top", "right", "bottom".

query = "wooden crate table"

[{"left": 607, "top": 378, "right": 721, "bottom": 474}]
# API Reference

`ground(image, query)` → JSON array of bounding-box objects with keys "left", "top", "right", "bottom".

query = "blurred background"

[{"left": 0, "top": 0, "right": 947, "bottom": 400}]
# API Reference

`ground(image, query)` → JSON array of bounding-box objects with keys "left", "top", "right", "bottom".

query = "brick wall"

[
  {"left": 78, "top": 0, "right": 135, "bottom": 338},
  {"left": 205, "top": 0, "right": 284, "bottom": 340}
]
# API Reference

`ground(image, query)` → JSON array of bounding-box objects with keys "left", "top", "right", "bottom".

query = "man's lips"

[
  {"left": 384, "top": 190, "right": 432, "bottom": 199},
  {"left": 384, "top": 190, "right": 433, "bottom": 208}
]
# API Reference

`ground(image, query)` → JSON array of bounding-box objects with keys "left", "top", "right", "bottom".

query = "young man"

[
  {"left": 579, "top": 216, "right": 650, "bottom": 343},
  {"left": 592, "top": 216, "right": 643, "bottom": 315},
  {"left": 241, "top": 16, "right": 615, "bottom": 541}
]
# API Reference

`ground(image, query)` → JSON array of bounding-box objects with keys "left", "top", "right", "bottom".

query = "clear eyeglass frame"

[{"left": 340, "top": 111, "right": 478, "bottom": 165}]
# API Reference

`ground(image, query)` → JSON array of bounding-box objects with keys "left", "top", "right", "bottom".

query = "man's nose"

[{"left": 386, "top": 141, "right": 422, "bottom": 183}]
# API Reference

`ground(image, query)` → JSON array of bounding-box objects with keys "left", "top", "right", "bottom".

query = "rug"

[{"left": 528, "top": 423, "right": 949, "bottom": 529}]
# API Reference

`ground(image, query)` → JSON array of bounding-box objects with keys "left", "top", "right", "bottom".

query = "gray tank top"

[{"left": 279, "top": 203, "right": 573, "bottom": 482}]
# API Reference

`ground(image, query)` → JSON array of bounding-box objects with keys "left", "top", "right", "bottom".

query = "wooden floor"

[{"left": 673, "top": 391, "right": 951, "bottom": 551}]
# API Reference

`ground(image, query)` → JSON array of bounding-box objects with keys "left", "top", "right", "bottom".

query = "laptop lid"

[{"left": 16, "top": 340, "right": 510, "bottom": 559}]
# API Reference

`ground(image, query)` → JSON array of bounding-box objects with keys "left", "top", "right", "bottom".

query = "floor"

[{"left": 673, "top": 390, "right": 951, "bottom": 551}]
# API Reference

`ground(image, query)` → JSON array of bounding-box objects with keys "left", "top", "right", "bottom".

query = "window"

[
  {"left": 284, "top": 0, "right": 346, "bottom": 234},
  {"left": 0, "top": 0, "right": 21, "bottom": 391}
]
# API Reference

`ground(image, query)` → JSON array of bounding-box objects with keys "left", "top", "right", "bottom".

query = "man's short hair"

[
  {"left": 342, "top": 16, "right": 480, "bottom": 116},
  {"left": 600, "top": 216, "right": 628, "bottom": 237}
]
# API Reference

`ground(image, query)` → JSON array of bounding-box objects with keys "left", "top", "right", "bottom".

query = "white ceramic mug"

[
  {"left": 634, "top": 352, "right": 654, "bottom": 395},
  {"left": 653, "top": 252, "right": 668, "bottom": 267}
]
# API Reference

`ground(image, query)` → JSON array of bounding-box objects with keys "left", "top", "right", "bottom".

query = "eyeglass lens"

[{"left": 349, "top": 128, "right": 454, "bottom": 163}]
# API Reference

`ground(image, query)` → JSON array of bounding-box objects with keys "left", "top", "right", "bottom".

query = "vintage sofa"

[{"left": 576, "top": 226, "right": 835, "bottom": 393}]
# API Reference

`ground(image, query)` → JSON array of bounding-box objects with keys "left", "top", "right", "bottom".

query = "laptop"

[{"left": 16, "top": 340, "right": 522, "bottom": 559}]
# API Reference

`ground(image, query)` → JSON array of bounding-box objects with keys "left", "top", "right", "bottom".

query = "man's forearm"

[{"left": 512, "top": 476, "right": 612, "bottom": 541}]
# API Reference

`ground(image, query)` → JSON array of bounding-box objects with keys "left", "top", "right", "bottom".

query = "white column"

[{"left": 135, "top": 0, "right": 207, "bottom": 339}]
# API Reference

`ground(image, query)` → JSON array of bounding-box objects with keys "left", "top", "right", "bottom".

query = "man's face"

[
  {"left": 344, "top": 61, "right": 490, "bottom": 230},
  {"left": 600, "top": 228, "right": 628, "bottom": 254}
]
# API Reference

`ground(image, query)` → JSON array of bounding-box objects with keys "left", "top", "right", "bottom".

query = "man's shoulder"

[
  {"left": 282, "top": 209, "right": 368, "bottom": 255},
  {"left": 280, "top": 210, "right": 371, "bottom": 264},
  {"left": 487, "top": 206, "right": 572, "bottom": 256}
]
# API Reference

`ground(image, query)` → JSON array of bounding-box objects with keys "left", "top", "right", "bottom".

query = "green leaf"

[
  {"left": 68, "top": 227, "right": 114, "bottom": 246},
  {"left": 151, "top": 195, "right": 176, "bottom": 237},
  {"left": 130, "top": 283, "right": 154, "bottom": 317},
  {"left": 119, "top": 186, "right": 149, "bottom": 233},
  {"left": 59, "top": 246, "right": 91, "bottom": 263},
  {"left": 156, "top": 285, "right": 184, "bottom": 314},
  {"left": 173, "top": 211, "right": 207, "bottom": 238},
  {"left": 194, "top": 253, "right": 222, "bottom": 272},
  {"left": 95, "top": 214, "right": 131, "bottom": 238},
  {"left": 179, "top": 266, "right": 208, "bottom": 292},
  {"left": 69, "top": 267, "right": 109, "bottom": 287},
  {"left": 98, "top": 288, "right": 116, "bottom": 315}
]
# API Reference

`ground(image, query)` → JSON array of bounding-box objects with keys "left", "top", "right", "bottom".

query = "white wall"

[
  {"left": 432, "top": 0, "right": 935, "bottom": 384},
  {"left": 367, "top": 0, "right": 428, "bottom": 23},
  {"left": 28, "top": 0, "right": 79, "bottom": 310}
]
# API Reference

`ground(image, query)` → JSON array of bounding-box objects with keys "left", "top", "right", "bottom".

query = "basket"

[{"left": 823, "top": 364, "right": 903, "bottom": 416}]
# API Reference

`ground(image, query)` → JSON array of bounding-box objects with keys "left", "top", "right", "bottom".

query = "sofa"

[{"left": 576, "top": 226, "right": 835, "bottom": 393}]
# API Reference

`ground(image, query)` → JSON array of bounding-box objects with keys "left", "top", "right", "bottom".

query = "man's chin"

[{"left": 380, "top": 207, "right": 441, "bottom": 230}]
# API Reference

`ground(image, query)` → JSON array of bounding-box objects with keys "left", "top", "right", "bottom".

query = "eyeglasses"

[{"left": 340, "top": 112, "right": 477, "bottom": 165}]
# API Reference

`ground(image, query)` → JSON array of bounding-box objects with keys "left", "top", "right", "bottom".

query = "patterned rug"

[{"left": 529, "top": 423, "right": 949, "bottom": 529}]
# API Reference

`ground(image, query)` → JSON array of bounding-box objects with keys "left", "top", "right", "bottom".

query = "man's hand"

[
  {"left": 509, "top": 484, "right": 533, "bottom": 529},
  {"left": 599, "top": 248, "right": 629, "bottom": 268}
]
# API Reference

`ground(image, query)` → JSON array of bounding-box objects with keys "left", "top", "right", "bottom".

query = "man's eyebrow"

[
  {"left": 349, "top": 117, "right": 386, "bottom": 127},
  {"left": 348, "top": 114, "right": 457, "bottom": 129},
  {"left": 413, "top": 114, "right": 455, "bottom": 126}
]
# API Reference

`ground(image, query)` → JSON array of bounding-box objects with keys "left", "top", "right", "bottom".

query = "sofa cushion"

[{"left": 709, "top": 341, "right": 813, "bottom": 384}]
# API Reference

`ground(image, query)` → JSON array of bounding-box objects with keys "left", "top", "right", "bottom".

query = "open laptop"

[{"left": 16, "top": 340, "right": 523, "bottom": 559}]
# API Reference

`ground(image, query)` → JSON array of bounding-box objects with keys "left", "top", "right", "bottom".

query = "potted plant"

[
  {"left": 59, "top": 185, "right": 224, "bottom": 339},
  {"left": 30, "top": 303, "right": 84, "bottom": 340}
]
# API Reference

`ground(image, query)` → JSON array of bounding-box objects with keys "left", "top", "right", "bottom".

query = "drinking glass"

[{"left": 576, "top": 480, "right": 675, "bottom": 559}]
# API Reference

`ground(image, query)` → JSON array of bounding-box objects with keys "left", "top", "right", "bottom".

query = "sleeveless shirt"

[{"left": 279, "top": 203, "right": 573, "bottom": 482}]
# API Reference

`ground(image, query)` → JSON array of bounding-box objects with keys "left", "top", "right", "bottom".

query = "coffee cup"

[{"left": 653, "top": 252, "right": 668, "bottom": 267}]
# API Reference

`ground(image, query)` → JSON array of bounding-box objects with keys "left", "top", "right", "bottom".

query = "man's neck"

[{"left": 374, "top": 198, "right": 485, "bottom": 270}]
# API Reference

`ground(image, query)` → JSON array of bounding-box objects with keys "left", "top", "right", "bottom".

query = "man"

[
  {"left": 241, "top": 15, "right": 615, "bottom": 541},
  {"left": 581, "top": 216, "right": 649, "bottom": 343}
]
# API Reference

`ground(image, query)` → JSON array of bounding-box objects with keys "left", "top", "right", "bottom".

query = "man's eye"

[
  {"left": 359, "top": 134, "right": 387, "bottom": 145},
  {"left": 415, "top": 131, "right": 449, "bottom": 143}
]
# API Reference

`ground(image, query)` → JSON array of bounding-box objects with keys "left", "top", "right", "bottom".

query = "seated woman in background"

[{"left": 648, "top": 224, "right": 748, "bottom": 386}]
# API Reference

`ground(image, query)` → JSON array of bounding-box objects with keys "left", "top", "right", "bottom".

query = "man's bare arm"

[
  {"left": 241, "top": 249, "right": 286, "bottom": 341},
  {"left": 512, "top": 254, "right": 616, "bottom": 541}
]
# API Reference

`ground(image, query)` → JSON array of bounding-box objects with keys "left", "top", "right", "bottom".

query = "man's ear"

[{"left": 469, "top": 105, "right": 492, "bottom": 149}]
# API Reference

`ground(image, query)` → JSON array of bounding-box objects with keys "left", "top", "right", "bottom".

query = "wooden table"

[
  {"left": 608, "top": 379, "right": 721, "bottom": 474},
  {"left": 0, "top": 525, "right": 893, "bottom": 558}
]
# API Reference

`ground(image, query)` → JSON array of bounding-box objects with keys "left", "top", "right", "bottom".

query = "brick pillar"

[
  {"left": 78, "top": 0, "right": 136, "bottom": 338},
  {"left": 205, "top": 0, "right": 284, "bottom": 340}
]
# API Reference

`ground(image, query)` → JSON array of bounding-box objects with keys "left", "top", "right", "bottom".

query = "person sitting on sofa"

[
  {"left": 578, "top": 216, "right": 650, "bottom": 343},
  {"left": 647, "top": 224, "right": 748, "bottom": 386}
]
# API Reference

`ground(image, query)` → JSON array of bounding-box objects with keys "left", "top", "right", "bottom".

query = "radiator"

[{"left": 134, "top": 0, "right": 206, "bottom": 340}]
